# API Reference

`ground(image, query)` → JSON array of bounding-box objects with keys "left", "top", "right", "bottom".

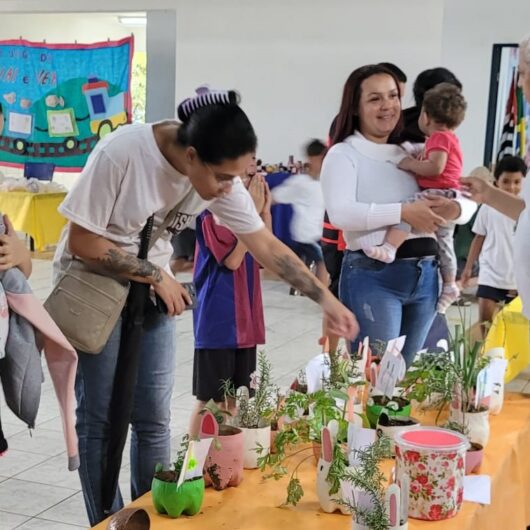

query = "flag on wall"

[
  {"left": 496, "top": 67, "right": 527, "bottom": 163},
  {"left": 0, "top": 36, "right": 133, "bottom": 170}
]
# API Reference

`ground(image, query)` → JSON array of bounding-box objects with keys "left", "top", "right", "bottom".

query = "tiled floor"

[{"left": 0, "top": 259, "right": 528, "bottom": 529}]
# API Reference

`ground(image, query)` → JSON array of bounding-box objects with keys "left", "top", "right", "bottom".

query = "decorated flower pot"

[
  {"left": 449, "top": 408, "right": 490, "bottom": 448},
  {"left": 203, "top": 425, "right": 244, "bottom": 490},
  {"left": 151, "top": 472, "right": 205, "bottom": 518},
  {"left": 240, "top": 425, "right": 271, "bottom": 469},
  {"left": 200, "top": 411, "right": 244, "bottom": 490},
  {"left": 394, "top": 428, "right": 468, "bottom": 521},
  {"left": 465, "top": 443, "right": 484, "bottom": 475},
  {"left": 376, "top": 413, "right": 421, "bottom": 452},
  {"left": 366, "top": 395, "right": 411, "bottom": 429}
]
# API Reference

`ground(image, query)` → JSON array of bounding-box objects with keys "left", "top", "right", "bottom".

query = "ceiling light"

[{"left": 118, "top": 16, "right": 146, "bottom": 26}]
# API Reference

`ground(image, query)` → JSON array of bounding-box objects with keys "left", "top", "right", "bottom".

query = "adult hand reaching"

[
  {"left": 461, "top": 176, "right": 493, "bottom": 204},
  {"left": 321, "top": 294, "right": 359, "bottom": 340}
]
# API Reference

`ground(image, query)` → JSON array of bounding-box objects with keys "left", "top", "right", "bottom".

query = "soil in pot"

[
  {"left": 367, "top": 395, "right": 411, "bottom": 428},
  {"left": 378, "top": 415, "right": 417, "bottom": 427}
]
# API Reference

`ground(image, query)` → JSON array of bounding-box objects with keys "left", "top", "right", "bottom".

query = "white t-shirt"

[
  {"left": 514, "top": 176, "right": 530, "bottom": 318},
  {"left": 472, "top": 204, "right": 516, "bottom": 290},
  {"left": 53, "top": 123, "right": 263, "bottom": 281},
  {"left": 271, "top": 173, "right": 325, "bottom": 244}
]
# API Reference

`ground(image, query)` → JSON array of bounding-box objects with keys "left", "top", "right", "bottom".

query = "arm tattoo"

[
  {"left": 273, "top": 253, "right": 323, "bottom": 303},
  {"left": 99, "top": 249, "right": 162, "bottom": 283}
]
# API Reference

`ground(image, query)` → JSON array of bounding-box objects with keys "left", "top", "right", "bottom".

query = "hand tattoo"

[
  {"left": 100, "top": 249, "right": 162, "bottom": 283},
  {"left": 273, "top": 253, "right": 323, "bottom": 303}
]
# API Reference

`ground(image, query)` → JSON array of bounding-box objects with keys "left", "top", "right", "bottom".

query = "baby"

[{"left": 364, "top": 83, "right": 467, "bottom": 313}]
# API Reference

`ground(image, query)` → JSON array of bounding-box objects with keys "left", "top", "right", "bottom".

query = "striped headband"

[{"left": 177, "top": 85, "right": 241, "bottom": 122}]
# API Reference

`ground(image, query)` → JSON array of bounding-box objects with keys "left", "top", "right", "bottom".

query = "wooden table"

[
  {"left": 0, "top": 190, "right": 67, "bottom": 251},
  {"left": 93, "top": 394, "right": 530, "bottom": 530}
]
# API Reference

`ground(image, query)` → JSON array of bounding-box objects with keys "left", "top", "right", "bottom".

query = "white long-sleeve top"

[{"left": 320, "top": 132, "right": 476, "bottom": 252}]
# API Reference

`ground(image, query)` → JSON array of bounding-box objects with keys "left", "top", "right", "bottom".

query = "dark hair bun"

[{"left": 177, "top": 85, "right": 241, "bottom": 122}]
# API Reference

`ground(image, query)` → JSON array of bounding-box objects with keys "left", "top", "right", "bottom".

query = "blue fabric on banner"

[
  {"left": 0, "top": 37, "right": 133, "bottom": 169},
  {"left": 265, "top": 172, "right": 295, "bottom": 248}
]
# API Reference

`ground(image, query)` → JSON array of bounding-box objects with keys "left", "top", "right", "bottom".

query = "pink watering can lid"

[{"left": 395, "top": 427, "right": 469, "bottom": 452}]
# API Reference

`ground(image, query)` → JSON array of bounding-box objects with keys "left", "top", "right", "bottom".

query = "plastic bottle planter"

[
  {"left": 449, "top": 408, "right": 490, "bottom": 448},
  {"left": 486, "top": 347, "right": 506, "bottom": 415},
  {"left": 200, "top": 411, "right": 244, "bottom": 491},
  {"left": 366, "top": 394, "right": 411, "bottom": 429},
  {"left": 376, "top": 413, "right": 421, "bottom": 452},
  {"left": 317, "top": 421, "right": 351, "bottom": 514},
  {"left": 394, "top": 428, "right": 468, "bottom": 521},
  {"left": 151, "top": 437, "right": 212, "bottom": 518},
  {"left": 151, "top": 473, "right": 205, "bottom": 518},
  {"left": 240, "top": 425, "right": 271, "bottom": 469}
]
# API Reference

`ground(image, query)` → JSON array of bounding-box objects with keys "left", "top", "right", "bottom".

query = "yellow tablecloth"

[
  {"left": 93, "top": 394, "right": 530, "bottom": 530},
  {"left": 0, "top": 190, "right": 67, "bottom": 251},
  {"left": 484, "top": 297, "right": 530, "bottom": 382}
]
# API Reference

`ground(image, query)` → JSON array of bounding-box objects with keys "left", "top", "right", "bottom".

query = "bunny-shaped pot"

[
  {"left": 200, "top": 410, "right": 244, "bottom": 490},
  {"left": 316, "top": 420, "right": 351, "bottom": 514}
]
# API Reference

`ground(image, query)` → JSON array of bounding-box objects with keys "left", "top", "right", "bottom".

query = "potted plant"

[
  {"left": 199, "top": 403, "right": 244, "bottom": 490},
  {"left": 224, "top": 351, "right": 277, "bottom": 469},
  {"left": 375, "top": 412, "right": 421, "bottom": 452},
  {"left": 446, "top": 324, "right": 491, "bottom": 448},
  {"left": 339, "top": 436, "right": 405, "bottom": 530},
  {"left": 399, "top": 352, "right": 453, "bottom": 416},
  {"left": 151, "top": 435, "right": 212, "bottom": 518}
]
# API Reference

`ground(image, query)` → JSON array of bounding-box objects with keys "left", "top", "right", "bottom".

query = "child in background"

[
  {"left": 188, "top": 167, "right": 272, "bottom": 436},
  {"left": 461, "top": 156, "right": 526, "bottom": 334},
  {"left": 365, "top": 83, "right": 467, "bottom": 313},
  {"left": 271, "top": 139, "right": 328, "bottom": 286}
]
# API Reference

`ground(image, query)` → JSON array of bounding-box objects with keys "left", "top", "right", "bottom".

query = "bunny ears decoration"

[{"left": 177, "top": 85, "right": 241, "bottom": 122}]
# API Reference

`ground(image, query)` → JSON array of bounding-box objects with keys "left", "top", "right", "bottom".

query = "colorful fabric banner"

[{"left": 0, "top": 36, "right": 133, "bottom": 170}]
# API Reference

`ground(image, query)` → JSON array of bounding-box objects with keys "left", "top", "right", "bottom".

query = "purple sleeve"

[{"left": 201, "top": 213, "right": 238, "bottom": 265}]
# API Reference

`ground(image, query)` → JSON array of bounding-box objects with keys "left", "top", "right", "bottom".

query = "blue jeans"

[
  {"left": 340, "top": 251, "right": 438, "bottom": 367},
  {"left": 75, "top": 311, "right": 176, "bottom": 526}
]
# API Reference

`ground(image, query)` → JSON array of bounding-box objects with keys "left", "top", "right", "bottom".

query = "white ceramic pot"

[
  {"left": 240, "top": 425, "right": 271, "bottom": 469},
  {"left": 450, "top": 408, "right": 490, "bottom": 447}
]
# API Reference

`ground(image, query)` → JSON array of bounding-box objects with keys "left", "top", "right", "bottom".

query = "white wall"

[
  {"left": 174, "top": 0, "right": 444, "bottom": 161},
  {"left": 0, "top": 12, "right": 146, "bottom": 51},
  {"left": 0, "top": 0, "right": 444, "bottom": 162},
  {"left": 442, "top": 0, "right": 530, "bottom": 171}
]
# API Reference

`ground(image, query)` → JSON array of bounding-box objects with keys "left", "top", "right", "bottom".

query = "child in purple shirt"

[{"left": 188, "top": 165, "right": 272, "bottom": 435}]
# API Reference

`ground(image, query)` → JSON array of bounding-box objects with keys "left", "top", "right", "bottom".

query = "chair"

[{"left": 23, "top": 162, "right": 55, "bottom": 181}]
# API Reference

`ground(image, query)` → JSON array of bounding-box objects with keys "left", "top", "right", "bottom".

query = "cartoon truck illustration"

[{"left": 82, "top": 77, "right": 128, "bottom": 138}]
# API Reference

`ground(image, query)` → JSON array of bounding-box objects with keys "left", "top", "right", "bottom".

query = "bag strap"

[{"left": 147, "top": 203, "right": 182, "bottom": 252}]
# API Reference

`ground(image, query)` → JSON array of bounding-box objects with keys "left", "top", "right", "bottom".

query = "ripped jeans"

[{"left": 339, "top": 250, "right": 438, "bottom": 367}]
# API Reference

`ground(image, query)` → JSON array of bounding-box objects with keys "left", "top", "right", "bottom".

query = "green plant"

[
  {"left": 401, "top": 316, "right": 491, "bottom": 431},
  {"left": 154, "top": 435, "right": 190, "bottom": 482},
  {"left": 340, "top": 436, "right": 393, "bottom": 530},
  {"left": 258, "top": 388, "right": 352, "bottom": 506},
  {"left": 224, "top": 351, "right": 278, "bottom": 429}
]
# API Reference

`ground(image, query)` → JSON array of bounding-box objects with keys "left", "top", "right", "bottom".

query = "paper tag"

[
  {"left": 348, "top": 424, "right": 376, "bottom": 466},
  {"left": 376, "top": 336, "right": 407, "bottom": 398},
  {"left": 463, "top": 475, "right": 491, "bottom": 505},
  {"left": 305, "top": 353, "right": 330, "bottom": 394}
]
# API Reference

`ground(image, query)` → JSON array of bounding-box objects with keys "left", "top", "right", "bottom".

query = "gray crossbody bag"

[{"left": 44, "top": 205, "right": 181, "bottom": 354}]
